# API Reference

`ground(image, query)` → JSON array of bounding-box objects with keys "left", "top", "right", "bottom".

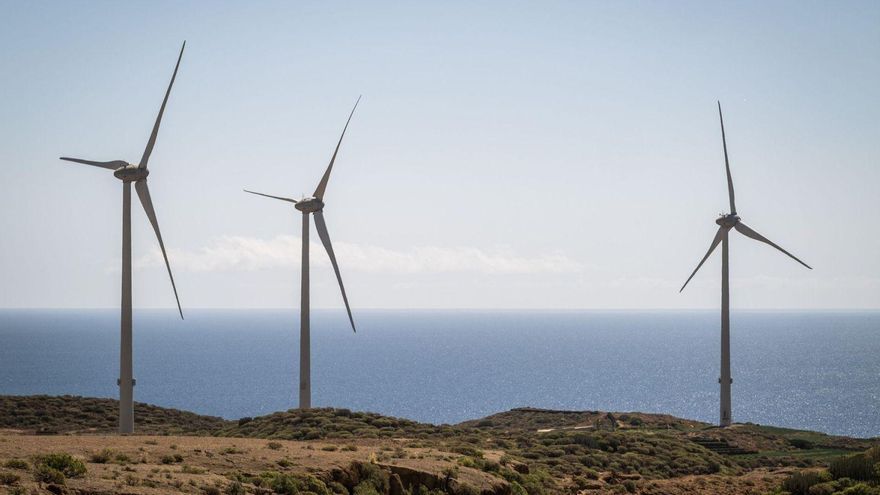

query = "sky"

[{"left": 0, "top": 1, "right": 878, "bottom": 310}]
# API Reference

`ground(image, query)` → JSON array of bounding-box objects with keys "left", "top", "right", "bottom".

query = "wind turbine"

[
  {"left": 680, "top": 102, "right": 811, "bottom": 427},
  {"left": 59, "top": 42, "right": 185, "bottom": 434},
  {"left": 244, "top": 97, "right": 360, "bottom": 409}
]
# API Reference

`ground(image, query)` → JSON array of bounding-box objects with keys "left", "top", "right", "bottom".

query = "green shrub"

[
  {"left": 837, "top": 483, "right": 880, "bottom": 495},
  {"left": 509, "top": 481, "right": 528, "bottom": 495},
  {"left": 830, "top": 450, "right": 880, "bottom": 482},
  {"left": 782, "top": 470, "right": 833, "bottom": 495},
  {"left": 255, "top": 471, "right": 331, "bottom": 495},
  {"left": 789, "top": 438, "right": 815, "bottom": 450},
  {"left": 352, "top": 462, "right": 389, "bottom": 494},
  {"left": 328, "top": 481, "right": 350, "bottom": 495},
  {"left": 268, "top": 473, "right": 297, "bottom": 495},
  {"left": 91, "top": 449, "right": 114, "bottom": 463},
  {"left": 33, "top": 464, "right": 65, "bottom": 484},
  {"left": 267, "top": 442, "right": 283, "bottom": 450},
  {"left": 301, "top": 475, "right": 332, "bottom": 495},
  {"left": 36, "top": 453, "right": 87, "bottom": 478},
  {"left": 353, "top": 481, "right": 381, "bottom": 495},
  {"left": 4, "top": 459, "right": 28, "bottom": 470},
  {"left": 808, "top": 482, "right": 838, "bottom": 495},
  {"left": 227, "top": 481, "right": 246, "bottom": 495}
]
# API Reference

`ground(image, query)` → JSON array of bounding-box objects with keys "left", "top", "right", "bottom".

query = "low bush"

[
  {"left": 328, "top": 480, "right": 350, "bottom": 495},
  {"left": 33, "top": 464, "right": 65, "bottom": 485},
  {"left": 781, "top": 470, "right": 832, "bottom": 495},
  {"left": 262, "top": 471, "right": 332, "bottom": 495},
  {"left": 789, "top": 438, "right": 816, "bottom": 450},
  {"left": 90, "top": 449, "right": 114, "bottom": 463},
  {"left": 35, "top": 453, "right": 87, "bottom": 478},
  {"left": 0, "top": 472, "right": 21, "bottom": 485},
  {"left": 353, "top": 482, "right": 381, "bottom": 495},
  {"left": 830, "top": 448, "right": 880, "bottom": 482},
  {"left": 3, "top": 459, "right": 28, "bottom": 470},
  {"left": 161, "top": 454, "right": 184, "bottom": 464},
  {"left": 226, "top": 481, "right": 246, "bottom": 495}
]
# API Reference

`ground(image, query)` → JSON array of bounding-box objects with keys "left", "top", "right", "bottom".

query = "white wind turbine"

[
  {"left": 244, "top": 97, "right": 360, "bottom": 409},
  {"left": 59, "top": 42, "right": 185, "bottom": 433},
  {"left": 680, "top": 102, "right": 811, "bottom": 427}
]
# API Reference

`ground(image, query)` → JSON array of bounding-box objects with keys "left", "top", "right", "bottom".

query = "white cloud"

[{"left": 135, "top": 235, "right": 585, "bottom": 275}]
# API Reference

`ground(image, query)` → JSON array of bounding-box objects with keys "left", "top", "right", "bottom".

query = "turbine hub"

[
  {"left": 295, "top": 197, "right": 324, "bottom": 213},
  {"left": 113, "top": 164, "right": 149, "bottom": 182},
  {"left": 716, "top": 213, "right": 740, "bottom": 228}
]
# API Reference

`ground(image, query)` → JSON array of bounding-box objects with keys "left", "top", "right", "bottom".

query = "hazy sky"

[{"left": 1, "top": 1, "right": 878, "bottom": 310}]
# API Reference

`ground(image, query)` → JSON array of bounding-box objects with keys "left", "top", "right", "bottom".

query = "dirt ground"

[{"left": 0, "top": 433, "right": 501, "bottom": 495}]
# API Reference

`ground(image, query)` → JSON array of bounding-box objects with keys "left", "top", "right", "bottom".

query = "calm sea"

[{"left": 0, "top": 310, "right": 877, "bottom": 438}]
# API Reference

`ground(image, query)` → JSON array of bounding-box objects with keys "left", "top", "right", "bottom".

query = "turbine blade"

[
  {"left": 135, "top": 179, "right": 184, "bottom": 319},
  {"left": 313, "top": 210, "right": 356, "bottom": 332},
  {"left": 59, "top": 157, "right": 126, "bottom": 170},
  {"left": 734, "top": 222, "right": 812, "bottom": 269},
  {"left": 718, "top": 101, "right": 736, "bottom": 215},
  {"left": 139, "top": 41, "right": 185, "bottom": 169},
  {"left": 313, "top": 95, "right": 361, "bottom": 200},
  {"left": 243, "top": 189, "right": 298, "bottom": 204},
  {"left": 680, "top": 227, "right": 725, "bottom": 292}
]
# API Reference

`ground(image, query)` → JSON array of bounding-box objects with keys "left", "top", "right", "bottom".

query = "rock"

[
  {"left": 389, "top": 473, "right": 406, "bottom": 495},
  {"left": 380, "top": 464, "right": 442, "bottom": 492},
  {"left": 512, "top": 463, "right": 530, "bottom": 475}
]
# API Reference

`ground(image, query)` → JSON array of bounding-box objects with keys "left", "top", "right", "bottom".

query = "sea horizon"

[{"left": 2, "top": 309, "right": 878, "bottom": 438}]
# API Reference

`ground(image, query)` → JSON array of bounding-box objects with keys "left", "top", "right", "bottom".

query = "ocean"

[{"left": 0, "top": 309, "right": 877, "bottom": 438}]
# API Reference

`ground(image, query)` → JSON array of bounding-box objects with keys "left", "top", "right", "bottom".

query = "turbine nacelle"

[
  {"left": 715, "top": 214, "right": 740, "bottom": 229},
  {"left": 113, "top": 164, "right": 150, "bottom": 182},
  {"left": 243, "top": 96, "right": 362, "bottom": 344},
  {"left": 295, "top": 197, "right": 324, "bottom": 213}
]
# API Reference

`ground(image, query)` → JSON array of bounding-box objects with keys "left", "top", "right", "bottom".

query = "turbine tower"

[
  {"left": 680, "top": 102, "right": 811, "bottom": 427},
  {"left": 59, "top": 42, "right": 185, "bottom": 434},
  {"left": 245, "top": 97, "right": 360, "bottom": 409}
]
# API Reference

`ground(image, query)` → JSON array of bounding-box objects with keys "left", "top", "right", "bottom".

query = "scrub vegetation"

[{"left": 0, "top": 395, "right": 877, "bottom": 495}]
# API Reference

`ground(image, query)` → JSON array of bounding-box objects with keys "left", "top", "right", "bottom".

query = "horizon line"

[{"left": 2, "top": 307, "right": 879, "bottom": 312}]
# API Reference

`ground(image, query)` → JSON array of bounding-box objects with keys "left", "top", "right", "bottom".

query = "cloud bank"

[{"left": 135, "top": 235, "right": 584, "bottom": 275}]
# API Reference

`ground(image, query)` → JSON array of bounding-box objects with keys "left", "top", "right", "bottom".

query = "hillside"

[
  {"left": 0, "top": 395, "right": 230, "bottom": 435},
  {"left": 0, "top": 395, "right": 877, "bottom": 495}
]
